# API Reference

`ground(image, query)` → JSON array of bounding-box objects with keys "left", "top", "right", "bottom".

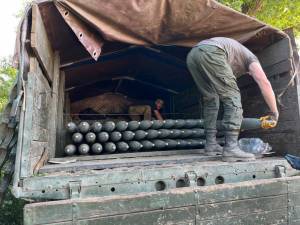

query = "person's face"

[{"left": 156, "top": 101, "right": 163, "bottom": 110}]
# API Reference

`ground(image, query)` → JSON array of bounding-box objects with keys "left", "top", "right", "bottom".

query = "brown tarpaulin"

[{"left": 54, "top": 0, "right": 286, "bottom": 60}]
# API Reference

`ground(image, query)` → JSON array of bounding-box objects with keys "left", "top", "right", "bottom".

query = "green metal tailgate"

[{"left": 24, "top": 176, "right": 300, "bottom": 225}]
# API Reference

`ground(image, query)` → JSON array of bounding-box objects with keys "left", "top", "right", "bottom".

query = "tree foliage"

[
  {"left": 219, "top": 0, "right": 300, "bottom": 35},
  {"left": 0, "top": 58, "right": 17, "bottom": 112}
]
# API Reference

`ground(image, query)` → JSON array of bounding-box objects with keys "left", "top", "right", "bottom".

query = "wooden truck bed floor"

[{"left": 42, "top": 148, "right": 282, "bottom": 174}]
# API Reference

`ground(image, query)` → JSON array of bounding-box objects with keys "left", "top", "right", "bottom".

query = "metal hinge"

[
  {"left": 69, "top": 181, "right": 81, "bottom": 199},
  {"left": 275, "top": 165, "right": 286, "bottom": 178}
]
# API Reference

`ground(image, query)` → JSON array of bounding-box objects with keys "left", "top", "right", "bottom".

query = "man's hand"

[
  {"left": 269, "top": 111, "right": 279, "bottom": 122},
  {"left": 260, "top": 112, "right": 279, "bottom": 129}
]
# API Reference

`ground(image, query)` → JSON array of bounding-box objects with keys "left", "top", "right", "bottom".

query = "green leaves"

[
  {"left": 219, "top": 0, "right": 300, "bottom": 36},
  {"left": 0, "top": 58, "right": 17, "bottom": 112}
]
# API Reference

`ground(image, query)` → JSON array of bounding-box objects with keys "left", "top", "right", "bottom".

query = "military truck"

[{"left": 1, "top": 0, "right": 300, "bottom": 224}]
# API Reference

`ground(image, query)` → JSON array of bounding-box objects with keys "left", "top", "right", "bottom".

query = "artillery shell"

[
  {"left": 78, "top": 121, "right": 90, "bottom": 133},
  {"left": 128, "top": 141, "right": 143, "bottom": 151},
  {"left": 85, "top": 132, "right": 96, "bottom": 143},
  {"left": 152, "top": 120, "right": 164, "bottom": 129},
  {"left": 64, "top": 144, "right": 76, "bottom": 156},
  {"left": 110, "top": 131, "right": 122, "bottom": 142},
  {"left": 174, "top": 119, "right": 185, "bottom": 128},
  {"left": 139, "top": 120, "right": 153, "bottom": 130},
  {"left": 122, "top": 131, "right": 135, "bottom": 141},
  {"left": 157, "top": 129, "right": 172, "bottom": 139},
  {"left": 78, "top": 144, "right": 90, "bottom": 155},
  {"left": 91, "top": 121, "right": 102, "bottom": 133},
  {"left": 141, "top": 140, "right": 155, "bottom": 150},
  {"left": 97, "top": 132, "right": 109, "bottom": 143},
  {"left": 162, "top": 119, "right": 175, "bottom": 129},
  {"left": 104, "top": 142, "right": 117, "bottom": 153},
  {"left": 153, "top": 139, "right": 168, "bottom": 149},
  {"left": 128, "top": 121, "right": 140, "bottom": 131},
  {"left": 72, "top": 132, "right": 83, "bottom": 144},
  {"left": 103, "top": 121, "right": 116, "bottom": 132},
  {"left": 91, "top": 143, "right": 103, "bottom": 154},
  {"left": 66, "top": 122, "right": 77, "bottom": 133},
  {"left": 116, "top": 142, "right": 129, "bottom": 152},
  {"left": 115, "top": 121, "right": 128, "bottom": 131},
  {"left": 146, "top": 129, "right": 160, "bottom": 139},
  {"left": 134, "top": 130, "right": 148, "bottom": 140}
]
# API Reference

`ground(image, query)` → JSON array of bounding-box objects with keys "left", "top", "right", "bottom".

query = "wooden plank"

[
  {"left": 21, "top": 57, "right": 51, "bottom": 177},
  {"left": 40, "top": 154, "right": 220, "bottom": 173},
  {"left": 29, "top": 141, "right": 48, "bottom": 174},
  {"left": 197, "top": 195, "right": 287, "bottom": 220},
  {"left": 257, "top": 37, "right": 292, "bottom": 68},
  {"left": 32, "top": 70, "right": 50, "bottom": 129},
  {"left": 33, "top": 147, "right": 48, "bottom": 174},
  {"left": 288, "top": 177, "right": 300, "bottom": 193},
  {"left": 20, "top": 70, "right": 35, "bottom": 178},
  {"left": 196, "top": 178, "right": 288, "bottom": 204},
  {"left": 48, "top": 52, "right": 60, "bottom": 158},
  {"left": 289, "top": 206, "right": 300, "bottom": 221},
  {"left": 197, "top": 209, "right": 287, "bottom": 225},
  {"left": 264, "top": 58, "right": 293, "bottom": 77},
  {"left": 77, "top": 210, "right": 166, "bottom": 225},
  {"left": 238, "top": 59, "right": 293, "bottom": 88},
  {"left": 23, "top": 177, "right": 295, "bottom": 225},
  {"left": 290, "top": 219, "right": 300, "bottom": 225},
  {"left": 24, "top": 202, "right": 72, "bottom": 225},
  {"left": 32, "top": 123, "right": 48, "bottom": 142},
  {"left": 50, "top": 149, "right": 205, "bottom": 163},
  {"left": 31, "top": 4, "right": 54, "bottom": 82},
  {"left": 22, "top": 158, "right": 293, "bottom": 200},
  {"left": 286, "top": 177, "right": 300, "bottom": 222},
  {"left": 56, "top": 72, "right": 66, "bottom": 157},
  {"left": 77, "top": 207, "right": 195, "bottom": 225}
]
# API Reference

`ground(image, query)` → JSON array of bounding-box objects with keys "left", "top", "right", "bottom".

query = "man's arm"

[
  {"left": 154, "top": 110, "right": 164, "bottom": 121},
  {"left": 249, "top": 62, "right": 279, "bottom": 120}
]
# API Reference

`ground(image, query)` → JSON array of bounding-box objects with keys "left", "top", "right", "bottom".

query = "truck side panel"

[{"left": 24, "top": 177, "right": 300, "bottom": 225}]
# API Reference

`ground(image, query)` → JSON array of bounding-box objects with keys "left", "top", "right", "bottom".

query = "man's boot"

[
  {"left": 222, "top": 130, "right": 255, "bottom": 162},
  {"left": 205, "top": 129, "right": 223, "bottom": 156}
]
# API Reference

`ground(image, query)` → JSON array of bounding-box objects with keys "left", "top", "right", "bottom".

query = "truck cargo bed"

[{"left": 43, "top": 149, "right": 219, "bottom": 172}]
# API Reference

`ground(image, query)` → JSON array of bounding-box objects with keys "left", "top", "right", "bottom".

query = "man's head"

[{"left": 155, "top": 99, "right": 164, "bottom": 110}]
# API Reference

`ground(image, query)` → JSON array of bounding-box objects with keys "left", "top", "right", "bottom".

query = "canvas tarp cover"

[{"left": 54, "top": 0, "right": 286, "bottom": 60}]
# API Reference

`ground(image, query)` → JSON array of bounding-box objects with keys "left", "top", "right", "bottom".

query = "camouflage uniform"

[{"left": 186, "top": 45, "right": 243, "bottom": 130}]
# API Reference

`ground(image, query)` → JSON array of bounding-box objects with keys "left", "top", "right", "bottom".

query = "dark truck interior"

[
  {"left": 44, "top": 35, "right": 295, "bottom": 170},
  {"left": 34, "top": 1, "right": 291, "bottom": 163}
]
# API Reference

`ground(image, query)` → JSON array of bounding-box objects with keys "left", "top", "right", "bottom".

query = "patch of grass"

[{"left": 0, "top": 188, "right": 27, "bottom": 225}]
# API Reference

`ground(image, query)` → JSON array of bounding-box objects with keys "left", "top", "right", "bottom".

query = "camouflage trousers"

[
  {"left": 128, "top": 105, "right": 152, "bottom": 121},
  {"left": 186, "top": 45, "right": 243, "bottom": 130}
]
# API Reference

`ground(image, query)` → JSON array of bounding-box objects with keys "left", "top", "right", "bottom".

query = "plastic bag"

[{"left": 239, "top": 138, "right": 272, "bottom": 156}]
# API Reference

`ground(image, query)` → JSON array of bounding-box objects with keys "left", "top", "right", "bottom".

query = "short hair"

[{"left": 155, "top": 99, "right": 164, "bottom": 105}]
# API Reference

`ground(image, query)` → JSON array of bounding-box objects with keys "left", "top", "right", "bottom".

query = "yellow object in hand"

[{"left": 259, "top": 116, "right": 277, "bottom": 129}]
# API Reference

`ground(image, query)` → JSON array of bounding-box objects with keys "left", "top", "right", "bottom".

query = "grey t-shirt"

[{"left": 196, "top": 37, "right": 259, "bottom": 77}]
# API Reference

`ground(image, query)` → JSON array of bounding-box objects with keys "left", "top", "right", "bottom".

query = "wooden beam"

[
  {"left": 257, "top": 37, "right": 292, "bottom": 68},
  {"left": 48, "top": 52, "right": 60, "bottom": 158},
  {"left": 39, "top": 154, "right": 220, "bottom": 173},
  {"left": 31, "top": 4, "right": 54, "bottom": 82},
  {"left": 49, "top": 149, "right": 205, "bottom": 163}
]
